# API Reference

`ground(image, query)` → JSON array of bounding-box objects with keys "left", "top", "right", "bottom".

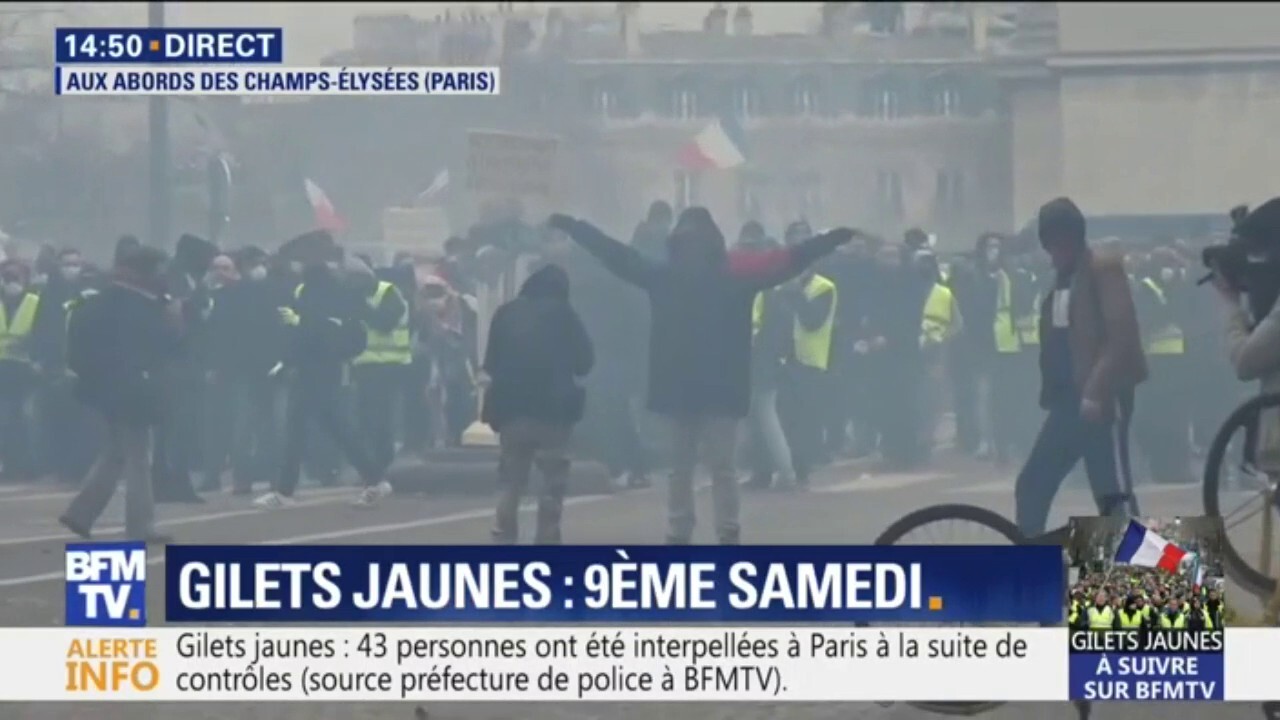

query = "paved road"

[{"left": 0, "top": 452, "right": 1271, "bottom": 719}]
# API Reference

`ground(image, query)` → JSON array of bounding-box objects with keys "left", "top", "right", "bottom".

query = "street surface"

[{"left": 0, "top": 451, "right": 1271, "bottom": 719}]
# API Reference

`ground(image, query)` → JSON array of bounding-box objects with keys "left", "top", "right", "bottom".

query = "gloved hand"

[{"left": 278, "top": 306, "right": 300, "bottom": 326}]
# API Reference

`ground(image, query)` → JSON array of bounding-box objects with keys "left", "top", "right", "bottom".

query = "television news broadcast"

[{"left": 0, "top": 4, "right": 1278, "bottom": 720}]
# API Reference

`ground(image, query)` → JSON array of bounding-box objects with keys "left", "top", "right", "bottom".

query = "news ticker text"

[
  {"left": 2, "top": 627, "right": 1273, "bottom": 702},
  {"left": 55, "top": 67, "right": 500, "bottom": 97}
]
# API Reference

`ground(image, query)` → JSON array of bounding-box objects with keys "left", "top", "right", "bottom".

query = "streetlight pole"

[{"left": 147, "top": 1, "right": 171, "bottom": 248}]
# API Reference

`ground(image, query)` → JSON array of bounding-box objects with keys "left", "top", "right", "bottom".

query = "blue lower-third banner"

[
  {"left": 1070, "top": 651, "right": 1224, "bottom": 701},
  {"left": 162, "top": 544, "right": 1064, "bottom": 623}
]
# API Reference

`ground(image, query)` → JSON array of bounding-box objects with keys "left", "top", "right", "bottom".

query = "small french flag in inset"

[
  {"left": 1113, "top": 519, "right": 1188, "bottom": 573},
  {"left": 677, "top": 115, "right": 747, "bottom": 171}
]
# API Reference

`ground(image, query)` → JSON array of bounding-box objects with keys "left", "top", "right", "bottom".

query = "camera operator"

[
  {"left": 1209, "top": 199, "right": 1280, "bottom": 397},
  {"left": 1207, "top": 199, "right": 1280, "bottom": 484}
]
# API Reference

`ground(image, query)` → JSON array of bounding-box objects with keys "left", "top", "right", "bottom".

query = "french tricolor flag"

[
  {"left": 304, "top": 178, "right": 347, "bottom": 234},
  {"left": 677, "top": 116, "right": 747, "bottom": 171},
  {"left": 1114, "top": 519, "right": 1188, "bottom": 573}
]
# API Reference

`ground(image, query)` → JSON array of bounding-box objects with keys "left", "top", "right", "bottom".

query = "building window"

[
  {"left": 932, "top": 82, "right": 961, "bottom": 116},
  {"left": 675, "top": 170, "right": 701, "bottom": 210},
  {"left": 733, "top": 85, "right": 759, "bottom": 120},
  {"left": 737, "top": 177, "right": 764, "bottom": 221},
  {"left": 671, "top": 87, "right": 699, "bottom": 119},
  {"left": 935, "top": 170, "right": 965, "bottom": 218},
  {"left": 792, "top": 82, "right": 817, "bottom": 117},
  {"left": 876, "top": 170, "right": 904, "bottom": 221},
  {"left": 863, "top": 81, "right": 900, "bottom": 119},
  {"left": 594, "top": 87, "right": 618, "bottom": 118}
]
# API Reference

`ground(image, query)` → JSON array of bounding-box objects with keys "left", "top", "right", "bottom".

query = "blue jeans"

[{"left": 1015, "top": 402, "right": 1126, "bottom": 537}]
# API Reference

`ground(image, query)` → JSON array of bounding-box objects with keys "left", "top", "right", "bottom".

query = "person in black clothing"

[
  {"left": 197, "top": 254, "right": 241, "bottom": 491},
  {"left": 253, "top": 231, "right": 390, "bottom": 510},
  {"left": 816, "top": 230, "right": 877, "bottom": 458},
  {"left": 201, "top": 247, "right": 283, "bottom": 495},
  {"left": 548, "top": 209, "right": 852, "bottom": 544},
  {"left": 30, "top": 247, "right": 97, "bottom": 482},
  {"left": 865, "top": 243, "right": 930, "bottom": 469},
  {"left": 60, "top": 244, "right": 179, "bottom": 542},
  {"left": 538, "top": 227, "right": 651, "bottom": 489},
  {"left": 630, "top": 200, "right": 674, "bottom": 263},
  {"left": 483, "top": 264, "right": 593, "bottom": 544},
  {"left": 152, "top": 233, "right": 218, "bottom": 504}
]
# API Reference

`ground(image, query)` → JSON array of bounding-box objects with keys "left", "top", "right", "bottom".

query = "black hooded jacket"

[
  {"left": 551, "top": 210, "right": 848, "bottom": 418},
  {"left": 482, "top": 264, "right": 594, "bottom": 430},
  {"left": 284, "top": 265, "right": 367, "bottom": 384}
]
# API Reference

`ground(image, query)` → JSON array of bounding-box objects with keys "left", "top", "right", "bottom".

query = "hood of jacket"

[
  {"left": 666, "top": 206, "right": 726, "bottom": 271},
  {"left": 519, "top": 263, "right": 570, "bottom": 302},
  {"left": 174, "top": 234, "right": 218, "bottom": 276}
]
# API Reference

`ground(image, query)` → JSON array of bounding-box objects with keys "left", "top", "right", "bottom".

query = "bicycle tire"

[
  {"left": 875, "top": 503, "right": 1024, "bottom": 546},
  {"left": 1203, "top": 393, "right": 1280, "bottom": 598},
  {"left": 873, "top": 504, "right": 1024, "bottom": 716}
]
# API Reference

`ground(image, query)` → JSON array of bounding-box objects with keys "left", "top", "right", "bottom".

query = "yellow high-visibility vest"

[
  {"left": 1159, "top": 612, "right": 1186, "bottom": 629},
  {"left": 794, "top": 274, "right": 837, "bottom": 370},
  {"left": 354, "top": 281, "right": 412, "bottom": 366},
  {"left": 1087, "top": 606, "right": 1114, "bottom": 630},
  {"left": 1117, "top": 609, "right": 1144, "bottom": 628},
  {"left": 1140, "top": 277, "right": 1185, "bottom": 355},
  {"left": 994, "top": 270, "right": 1020, "bottom": 353},
  {"left": 0, "top": 292, "right": 40, "bottom": 361},
  {"left": 920, "top": 283, "right": 955, "bottom": 348}
]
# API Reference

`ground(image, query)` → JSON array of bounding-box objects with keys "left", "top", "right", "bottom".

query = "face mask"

[
  {"left": 60, "top": 266, "right": 82, "bottom": 281},
  {"left": 204, "top": 275, "right": 222, "bottom": 289},
  {"left": 3, "top": 281, "right": 23, "bottom": 296},
  {"left": 247, "top": 265, "right": 268, "bottom": 281}
]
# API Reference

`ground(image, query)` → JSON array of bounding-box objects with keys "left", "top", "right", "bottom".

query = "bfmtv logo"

[{"left": 65, "top": 542, "right": 147, "bottom": 627}]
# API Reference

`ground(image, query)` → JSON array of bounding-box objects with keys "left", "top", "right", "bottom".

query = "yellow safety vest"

[
  {"left": 1087, "top": 606, "right": 1114, "bottom": 630},
  {"left": 0, "top": 292, "right": 40, "bottom": 361},
  {"left": 1117, "top": 609, "right": 1144, "bottom": 628},
  {"left": 793, "top": 274, "right": 837, "bottom": 371},
  {"left": 354, "top": 281, "right": 412, "bottom": 366},
  {"left": 1159, "top": 612, "right": 1186, "bottom": 629},
  {"left": 920, "top": 283, "right": 955, "bottom": 347},
  {"left": 1141, "top": 278, "right": 1184, "bottom": 355},
  {"left": 993, "top": 270, "right": 1020, "bottom": 353},
  {"left": 751, "top": 292, "right": 764, "bottom": 338}
]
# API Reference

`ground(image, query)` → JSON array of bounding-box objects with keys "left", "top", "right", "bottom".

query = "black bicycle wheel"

[
  {"left": 1203, "top": 393, "right": 1280, "bottom": 598},
  {"left": 869, "top": 504, "right": 1028, "bottom": 716},
  {"left": 876, "top": 503, "right": 1024, "bottom": 546}
]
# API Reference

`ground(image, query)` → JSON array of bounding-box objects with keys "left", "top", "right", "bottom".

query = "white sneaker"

[{"left": 253, "top": 492, "right": 294, "bottom": 510}]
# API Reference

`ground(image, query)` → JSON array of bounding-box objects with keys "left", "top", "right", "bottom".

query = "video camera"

[{"left": 1199, "top": 204, "right": 1279, "bottom": 292}]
